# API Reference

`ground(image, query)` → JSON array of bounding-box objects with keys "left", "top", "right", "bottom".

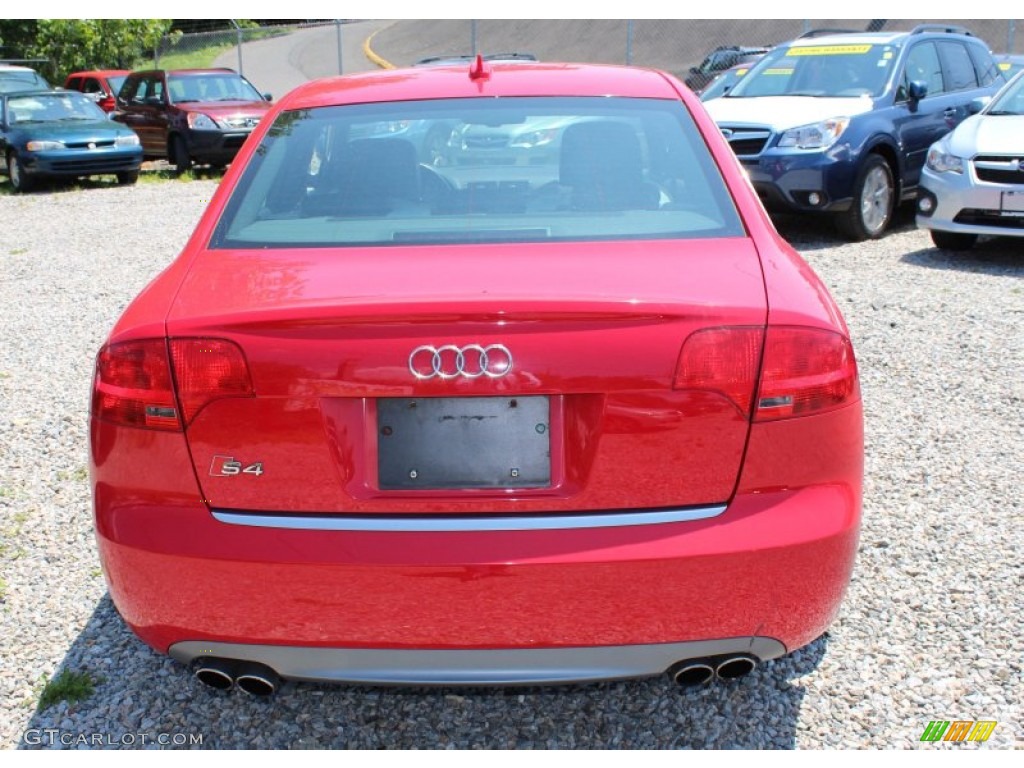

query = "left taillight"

[
  {"left": 91, "top": 338, "right": 254, "bottom": 430},
  {"left": 92, "top": 339, "right": 180, "bottom": 431}
]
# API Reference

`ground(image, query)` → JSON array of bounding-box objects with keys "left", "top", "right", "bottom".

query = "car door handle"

[{"left": 943, "top": 108, "right": 958, "bottom": 117}]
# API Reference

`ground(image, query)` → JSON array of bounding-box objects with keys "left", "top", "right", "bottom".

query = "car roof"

[
  {"left": 783, "top": 26, "right": 980, "bottom": 49},
  {"left": 0, "top": 64, "right": 42, "bottom": 73},
  {"left": 126, "top": 68, "right": 238, "bottom": 77},
  {"left": 67, "top": 69, "right": 130, "bottom": 78},
  {"left": 2, "top": 89, "right": 73, "bottom": 99},
  {"left": 283, "top": 62, "right": 681, "bottom": 110}
]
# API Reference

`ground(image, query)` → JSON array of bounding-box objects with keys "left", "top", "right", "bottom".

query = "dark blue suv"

[{"left": 704, "top": 26, "right": 1005, "bottom": 240}]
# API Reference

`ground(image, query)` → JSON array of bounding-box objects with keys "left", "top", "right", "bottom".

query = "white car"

[{"left": 917, "top": 71, "right": 1024, "bottom": 250}]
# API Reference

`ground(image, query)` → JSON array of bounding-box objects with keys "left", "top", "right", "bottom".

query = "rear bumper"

[
  {"left": 96, "top": 485, "right": 859, "bottom": 673},
  {"left": 93, "top": 401, "right": 862, "bottom": 684},
  {"left": 170, "top": 636, "right": 787, "bottom": 686}
]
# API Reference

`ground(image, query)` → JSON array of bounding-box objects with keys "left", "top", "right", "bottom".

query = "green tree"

[
  {"left": 0, "top": 20, "right": 40, "bottom": 61},
  {"left": 26, "top": 19, "right": 173, "bottom": 81}
]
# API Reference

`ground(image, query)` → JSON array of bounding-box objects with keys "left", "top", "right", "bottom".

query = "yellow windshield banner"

[
  {"left": 788, "top": 45, "right": 873, "bottom": 56},
  {"left": 763, "top": 68, "right": 794, "bottom": 76}
]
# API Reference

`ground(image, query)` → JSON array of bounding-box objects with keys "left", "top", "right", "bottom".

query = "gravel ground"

[{"left": 0, "top": 180, "right": 1021, "bottom": 749}]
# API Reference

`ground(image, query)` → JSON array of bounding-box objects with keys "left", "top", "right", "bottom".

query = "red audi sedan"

[{"left": 91, "top": 59, "right": 862, "bottom": 695}]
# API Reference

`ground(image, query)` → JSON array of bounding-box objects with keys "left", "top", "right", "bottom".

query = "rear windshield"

[
  {"left": 729, "top": 43, "right": 898, "bottom": 98},
  {"left": 211, "top": 96, "right": 744, "bottom": 248}
]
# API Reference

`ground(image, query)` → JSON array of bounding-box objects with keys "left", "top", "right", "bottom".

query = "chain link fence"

[
  {"left": 151, "top": 19, "right": 1022, "bottom": 83},
  {"left": 151, "top": 21, "right": 348, "bottom": 75}
]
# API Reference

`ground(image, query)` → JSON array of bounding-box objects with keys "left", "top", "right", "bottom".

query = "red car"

[
  {"left": 91, "top": 58, "right": 863, "bottom": 695},
  {"left": 112, "top": 68, "right": 272, "bottom": 174},
  {"left": 64, "top": 69, "right": 130, "bottom": 113}
]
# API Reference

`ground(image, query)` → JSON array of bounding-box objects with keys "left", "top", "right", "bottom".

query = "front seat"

[{"left": 558, "top": 121, "right": 659, "bottom": 211}]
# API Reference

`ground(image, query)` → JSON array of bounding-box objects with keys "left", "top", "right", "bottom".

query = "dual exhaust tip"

[
  {"left": 194, "top": 658, "right": 280, "bottom": 696},
  {"left": 669, "top": 655, "right": 758, "bottom": 687}
]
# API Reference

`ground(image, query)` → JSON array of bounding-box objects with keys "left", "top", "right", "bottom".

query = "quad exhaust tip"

[
  {"left": 715, "top": 655, "right": 757, "bottom": 680},
  {"left": 194, "top": 657, "right": 236, "bottom": 690},
  {"left": 193, "top": 657, "right": 280, "bottom": 696},
  {"left": 235, "top": 662, "right": 280, "bottom": 697},
  {"left": 671, "top": 660, "right": 716, "bottom": 687},
  {"left": 670, "top": 654, "right": 758, "bottom": 687}
]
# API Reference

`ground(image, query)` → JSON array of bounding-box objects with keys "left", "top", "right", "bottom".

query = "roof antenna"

[{"left": 469, "top": 53, "right": 491, "bottom": 81}]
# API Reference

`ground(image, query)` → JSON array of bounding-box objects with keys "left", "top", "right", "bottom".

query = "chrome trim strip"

[
  {"left": 170, "top": 637, "right": 786, "bottom": 686},
  {"left": 211, "top": 505, "right": 727, "bottom": 532}
]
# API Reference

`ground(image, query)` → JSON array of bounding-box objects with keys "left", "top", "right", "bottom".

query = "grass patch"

[
  {"left": 37, "top": 670, "right": 99, "bottom": 711},
  {"left": 1, "top": 508, "right": 31, "bottom": 559},
  {"left": 0, "top": 576, "right": 7, "bottom": 602},
  {"left": 139, "top": 26, "right": 291, "bottom": 71},
  {"left": 57, "top": 467, "right": 89, "bottom": 483},
  {"left": 9, "top": 248, "right": 28, "bottom": 255},
  {"left": 144, "top": 41, "right": 239, "bottom": 71}
]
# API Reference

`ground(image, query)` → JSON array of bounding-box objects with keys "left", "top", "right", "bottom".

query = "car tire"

[
  {"left": 170, "top": 135, "right": 192, "bottom": 176},
  {"left": 836, "top": 154, "right": 895, "bottom": 241},
  {"left": 930, "top": 230, "right": 978, "bottom": 251},
  {"left": 116, "top": 170, "right": 140, "bottom": 186},
  {"left": 7, "top": 151, "right": 34, "bottom": 193}
]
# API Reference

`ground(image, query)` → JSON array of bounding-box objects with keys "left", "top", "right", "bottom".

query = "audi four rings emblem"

[{"left": 409, "top": 344, "right": 513, "bottom": 379}]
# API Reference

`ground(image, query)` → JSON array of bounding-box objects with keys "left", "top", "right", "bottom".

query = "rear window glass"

[{"left": 211, "top": 96, "right": 745, "bottom": 248}]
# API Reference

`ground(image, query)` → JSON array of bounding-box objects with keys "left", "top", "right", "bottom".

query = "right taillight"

[
  {"left": 754, "top": 326, "right": 859, "bottom": 422},
  {"left": 673, "top": 325, "right": 859, "bottom": 422}
]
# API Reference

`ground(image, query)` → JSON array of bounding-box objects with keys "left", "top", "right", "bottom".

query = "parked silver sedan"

[{"left": 917, "top": 70, "right": 1024, "bottom": 250}]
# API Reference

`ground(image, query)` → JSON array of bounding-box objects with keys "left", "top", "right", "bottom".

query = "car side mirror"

[
  {"left": 263, "top": 92, "right": 273, "bottom": 102},
  {"left": 967, "top": 96, "right": 991, "bottom": 114},
  {"left": 907, "top": 80, "right": 928, "bottom": 103},
  {"left": 689, "top": 66, "right": 700, "bottom": 75}
]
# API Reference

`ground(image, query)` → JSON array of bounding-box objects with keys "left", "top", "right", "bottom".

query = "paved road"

[{"left": 213, "top": 20, "right": 394, "bottom": 100}]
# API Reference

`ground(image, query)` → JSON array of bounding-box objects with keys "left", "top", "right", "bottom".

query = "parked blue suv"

[{"left": 704, "top": 26, "right": 1005, "bottom": 240}]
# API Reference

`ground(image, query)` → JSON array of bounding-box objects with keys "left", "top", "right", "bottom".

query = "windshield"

[
  {"left": 168, "top": 73, "right": 262, "bottom": 103},
  {"left": 0, "top": 70, "right": 51, "bottom": 94},
  {"left": 700, "top": 67, "right": 751, "bottom": 101},
  {"left": 7, "top": 92, "right": 106, "bottom": 123},
  {"left": 108, "top": 75, "right": 127, "bottom": 96},
  {"left": 729, "top": 42, "right": 898, "bottom": 98},
  {"left": 986, "top": 71, "right": 1024, "bottom": 115},
  {"left": 211, "top": 97, "right": 744, "bottom": 249}
]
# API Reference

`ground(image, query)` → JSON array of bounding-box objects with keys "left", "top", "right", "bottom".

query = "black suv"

[
  {"left": 704, "top": 25, "right": 1006, "bottom": 240},
  {"left": 113, "top": 68, "right": 271, "bottom": 174},
  {"left": 684, "top": 46, "right": 772, "bottom": 92}
]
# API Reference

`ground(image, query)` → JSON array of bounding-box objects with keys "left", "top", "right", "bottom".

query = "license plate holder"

[
  {"left": 377, "top": 396, "right": 550, "bottom": 490},
  {"left": 1000, "top": 190, "right": 1024, "bottom": 215}
]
